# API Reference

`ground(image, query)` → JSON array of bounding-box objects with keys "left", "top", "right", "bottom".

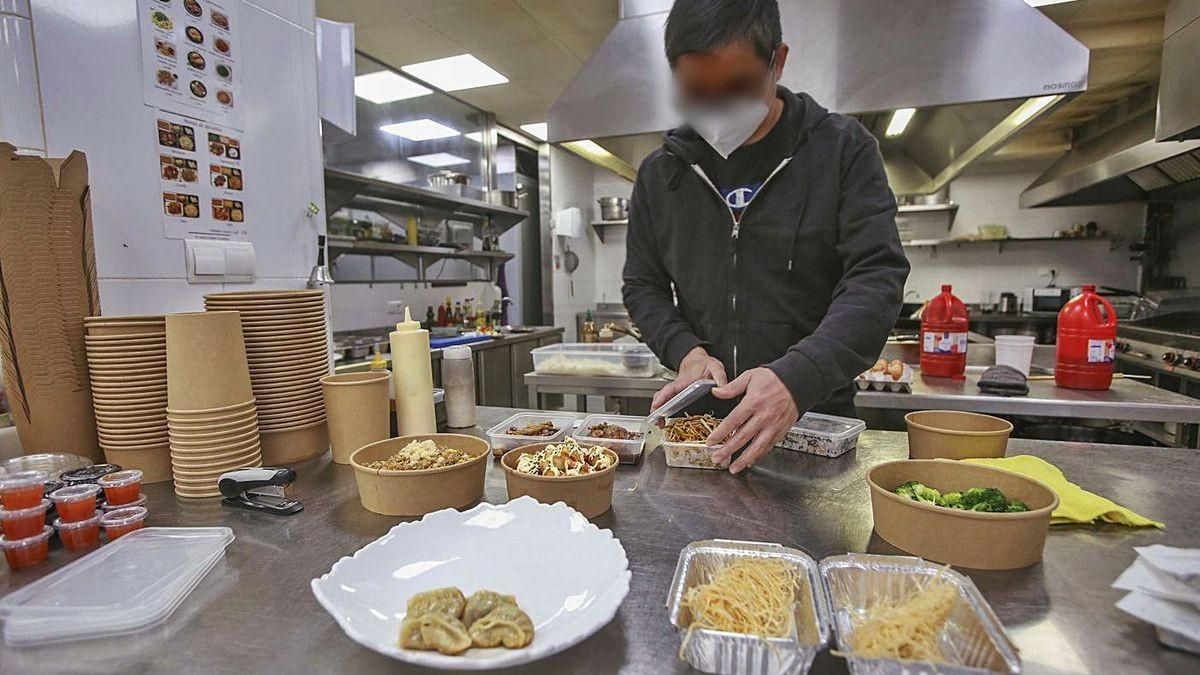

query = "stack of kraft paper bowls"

[
  {"left": 203, "top": 290, "right": 330, "bottom": 464},
  {"left": 83, "top": 316, "right": 172, "bottom": 483},
  {"left": 165, "top": 311, "right": 263, "bottom": 498}
]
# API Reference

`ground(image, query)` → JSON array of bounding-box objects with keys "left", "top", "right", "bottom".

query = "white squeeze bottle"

[{"left": 389, "top": 307, "right": 436, "bottom": 434}]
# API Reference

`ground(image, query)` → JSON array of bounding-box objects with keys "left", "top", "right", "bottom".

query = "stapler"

[{"left": 218, "top": 467, "right": 303, "bottom": 515}]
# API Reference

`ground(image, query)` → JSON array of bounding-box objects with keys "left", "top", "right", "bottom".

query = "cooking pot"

[
  {"left": 427, "top": 171, "right": 470, "bottom": 188},
  {"left": 597, "top": 197, "right": 629, "bottom": 221}
]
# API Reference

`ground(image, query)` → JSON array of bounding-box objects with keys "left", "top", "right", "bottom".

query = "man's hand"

[
  {"left": 706, "top": 368, "right": 799, "bottom": 474},
  {"left": 652, "top": 347, "right": 727, "bottom": 410}
]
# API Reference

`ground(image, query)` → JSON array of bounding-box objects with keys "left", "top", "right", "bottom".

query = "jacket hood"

[{"left": 663, "top": 86, "right": 829, "bottom": 164}]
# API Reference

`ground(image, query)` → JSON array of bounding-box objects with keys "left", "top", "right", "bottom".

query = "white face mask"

[{"left": 681, "top": 99, "right": 770, "bottom": 159}]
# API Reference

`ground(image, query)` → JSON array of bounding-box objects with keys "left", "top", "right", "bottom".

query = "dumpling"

[
  {"left": 418, "top": 614, "right": 472, "bottom": 655},
  {"left": 398, "top": 616, "right": 427, "bottom": 650},
  {"left": 463, "top": 590, "right": 517, "bottom": 627},
  {"left": 468, "top": 604, "right": 535, "bottom": 649},
  {"left": 406, "top": 587, "right": 466, "bottom": 619}
]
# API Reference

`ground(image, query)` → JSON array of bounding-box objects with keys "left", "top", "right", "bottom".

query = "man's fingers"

[
  {"left": 711, "top": 371, "right": 751, "bottom": 400},
  {"left": 651, "top": 380, "right": 683, "bottom": 411},
  {"left": 707, "top": 361, "right": 729, "bottom": 387},
  {"left": 730, "top": 430, "right": 775, "bottom": 474},
  {"left": 711, "top": 418, "right": 759, "bottom": 463},
  {"left": 706, "top": 402, "right": 754, "bottom": 447}
]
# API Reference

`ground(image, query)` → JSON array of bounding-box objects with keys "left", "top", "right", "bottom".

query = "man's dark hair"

[{"left": 664, "top": 0, "right": 782, "bottom": 67}]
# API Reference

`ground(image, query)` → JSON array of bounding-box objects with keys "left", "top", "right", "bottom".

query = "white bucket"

[{"left": 994, "top": 335, "right": 1036, "bottom": 376}]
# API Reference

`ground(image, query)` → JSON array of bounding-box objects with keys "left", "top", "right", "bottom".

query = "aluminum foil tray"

[
  {"left": 819, "top": 554, "right": 1021, "bottom": 675},
  {"left": 667, "top": 540, "right": 831, "bottom": 675}
]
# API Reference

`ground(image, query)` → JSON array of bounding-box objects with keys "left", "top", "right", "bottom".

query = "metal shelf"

[
  {"left": 327, "top": 235, "right": 514, "bottom": 284},
  {"left": 591, "top": 219, "right": 627, "bottom": 243},
  {"left": 902, "top": 236, "right": 1122, "bottom": 257},
  {"left": 324, "top": 168, "right": 529, "bottom": 236},
  {"left": 897, "top": 202, "right": 959, "bottom": 214}
]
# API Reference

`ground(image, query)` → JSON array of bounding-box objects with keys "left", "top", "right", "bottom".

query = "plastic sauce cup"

[
  {"left": 99, "top": 506, "right": 148, "bottom": 540},
  {"left": 0, "top": 526, "right": 53, "bottom": 570},
  {"left": 98, "top": 470, "right": 144, "bottom": 506},
  {"left": 0, "top": 471, "right": 49, "bottom": 509},
  {"left": 0, "top": 499, "right": 51, "bottom": 540},
  {"left": 101, "top": 493, "right": 147, "bottom": 512},
  {"left": 49, "top": 484, "right": 101, "bottom": 523},
  {"left": 54, "top": 511, "right": 102, "bottom": 551}
]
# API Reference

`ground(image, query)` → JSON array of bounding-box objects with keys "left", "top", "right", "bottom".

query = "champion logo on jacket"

[{"left": 721, "top": 183, "right": 762, "bottom": 214}]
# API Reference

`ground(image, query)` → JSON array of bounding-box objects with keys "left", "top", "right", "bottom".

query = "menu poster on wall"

[
  {"left": 139, "top": 0, "right": 244, "bottom": 130},
  {"left": 156, "top": 110, "right": 248, "bottom": 241}
]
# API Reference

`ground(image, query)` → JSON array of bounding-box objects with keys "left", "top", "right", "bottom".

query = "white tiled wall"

[
  {"left": 549, "top": 147, "right": 600, "bottom": 341},
  {"left": 1166, "top": 195, "right": 1200, "bottom": 288}
]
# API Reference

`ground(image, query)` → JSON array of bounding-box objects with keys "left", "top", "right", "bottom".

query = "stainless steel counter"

[
  {"left": 856, "top": 368, "right": 1200, "bottom": 424},
  {"left": 2, "top": 406, "right": 1196, "bottom": 674}
]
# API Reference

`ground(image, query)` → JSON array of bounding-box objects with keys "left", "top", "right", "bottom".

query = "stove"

[{"left": 1116, "top": 312, "right": 1200, "bottom": 381}]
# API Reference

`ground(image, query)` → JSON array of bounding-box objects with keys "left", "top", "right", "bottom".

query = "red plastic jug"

[
  {"left": 1055, "top": 284, "right": 1117, "bottom": 390},
  {"left": 920, "top": 284, "right": 969, "bottom": 379}
]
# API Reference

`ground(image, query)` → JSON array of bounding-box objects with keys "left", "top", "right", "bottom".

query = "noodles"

[
  {"left": 680, "top": 558, "right": 798, "bottom": 657},
  {"left": 846, "top": 570, "right": 957, "bottom": 662},
  {"left": 664, "top": 414, "right": 721, "bottom": 443}
]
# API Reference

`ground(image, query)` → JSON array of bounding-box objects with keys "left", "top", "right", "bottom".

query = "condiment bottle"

[
  {"left": 389, "top": 307, "right": 437, "bottom": 434},
  {"left": 1055, "top": 284, "right": 1117, "bottom": 390},
  {"left": 920, "top": 284, "right": 969, "bottom": 379},
  {"left": 441, "top": 345, "right": 476, "bottom": 428}
]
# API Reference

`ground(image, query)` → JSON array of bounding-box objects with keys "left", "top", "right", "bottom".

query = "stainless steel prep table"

[
  {"left": 524, "top": 371, "right": 671, "bottom": 413},
  {"left": 2, "top": 406, "right": 1196, "bottom": 674},
  {"left": 856, "top": 369, "right": 1200, "bottom": 447}
]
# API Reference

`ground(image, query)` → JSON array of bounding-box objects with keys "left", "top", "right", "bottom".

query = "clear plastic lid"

[
  {"left": 0, "top": 527, "right": 234, "bottom": 645},
  {"left": 0, "top": 499, "right": 50, "bottom": 520},
  {"left": 102, "top": 494, "right": 147, "bottom": 512},
  {"left": 99, "top": 506, "right": 148, "bottom": 528},
  {"left": 59, "top": 464, "right": 121, "bottom": 485},
  {"left": 48, "top": 484, "right": 100, "bottom": 503},
  {"left": 791, "top": 412, "right": 866, "bottom": 440},
  {"left": 98, "top": 469, "right": 143, "bottom": 488},
  {"left": 54, "top": 511, "right": 102, "bottom": 530},
  {"left": 0, "top": 525, "right": 53, "bottom": 548},
  {"left": 0, "top": 470, "right": 48, "bottom": 490}
]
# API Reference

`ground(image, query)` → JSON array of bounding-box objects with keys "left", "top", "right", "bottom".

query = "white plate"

[{"left": 310, "top": 497, "right": 630, "bottom": 670}]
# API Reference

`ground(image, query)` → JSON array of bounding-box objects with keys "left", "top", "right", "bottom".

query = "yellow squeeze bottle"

[{"left": 389, "top": 307, "right": 437, "bottom": 434}]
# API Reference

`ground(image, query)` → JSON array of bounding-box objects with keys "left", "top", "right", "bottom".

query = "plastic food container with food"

[
  {"left": 0, "top": 499, "right": 51, "bottom": 540},
  {"left": 102, "top": 493, "right": 147, "bottom": 512},
  {"left": 531, "top": 342, "right": 661, "bottom": 378},
  {"left": 0, "top": 470, "right": 48, "bottom": 509},
  {"left": 500, "top": 443, "right": 619, "bottom": 519},
  {"left": 819, "top": 554, "right": 1021, "bottom": 674},
  {"left": 55, "top": 511, "right": 102, "bottom": 551},
  {"left": 667, "top": 540, "right": 830, "bottom": 675},
  {"left": 486, "top": 411, "right": 576, "bottom": 453},
  {"left": 99, "top": 506, "right": 149, "bottom": 540},
  {"left": 867, "top": 459, "right": 1058, "bottom": 570},
  {"left": 349, "top": 434, "right": 490, "bottom": 517},
  {"left": 0, "top": 526, "right": 53, "bottom": 570},
  {"left": 49, "top": 484, "right": 101, "bottom": 522},
  {"left": 0, "top": 527, "right": 234, "bottom": 645},
  {"left": 98, "top": 469, "right": 144, "bottom": 506},
  {"left": 775, "top": 413, "right": 866, "bottom": 458},
  {"left": 572, "top": 414, "right": 647, "bottom": 464}
]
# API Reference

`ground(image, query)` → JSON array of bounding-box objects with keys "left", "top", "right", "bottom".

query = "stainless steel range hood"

[
  {"left": 548, "top": 0, "right": 1089, "bottom": 144},
  {"left": 1156, "top": 0, "right": 1200, "bottom": 141}
]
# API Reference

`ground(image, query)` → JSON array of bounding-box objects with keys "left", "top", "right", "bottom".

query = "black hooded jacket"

[{"left": 621, "top": 87, "right": 910, "bottom": 416}]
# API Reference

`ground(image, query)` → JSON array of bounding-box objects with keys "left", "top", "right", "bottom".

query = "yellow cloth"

[{"left": 963, "top": 455, "right": 1164, "bottom": 528}]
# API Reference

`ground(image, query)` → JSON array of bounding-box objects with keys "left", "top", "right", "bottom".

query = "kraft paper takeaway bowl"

[
  {"left": 501, "top": 443, "right": 619, "bottom": 519},
  {"left": 349, "top": 434, "right": 489, "bottom": 517},
  {"left": 905, "top": 410, "right": 1013, "bottom": 460},
  {"left": 867, "top": 459, "right": 1058, "bottom": 570}
]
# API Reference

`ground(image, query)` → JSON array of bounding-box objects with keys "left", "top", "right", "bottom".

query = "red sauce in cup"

[
  {"left": 0, "top": 471, "right": 48, "bottom": 509},
  {"left": 55, "top": 512, "right": 102, "bottom": 551},
  {"left": 98, "top": 470, "right": 144, "bottom": 506},
  {"left": 0, "top": 526, "right": 53, "bottom": 570},
  {"left": 0, "top": 499, "right": 50, "bottom": 540},
  {"left": 49, "top": 484, "right": 101, "bottom": 523},
  {"left": 99, "top": 506, "right": 148, "bottom": 540}
]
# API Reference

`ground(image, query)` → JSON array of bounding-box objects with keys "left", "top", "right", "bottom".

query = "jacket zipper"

[{"left": 689, "top": 157, "right": 793, "bottom": 374}]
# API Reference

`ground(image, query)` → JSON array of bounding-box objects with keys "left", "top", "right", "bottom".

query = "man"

[{"left": 622, "top": 0, "right": 909, "bottom": 474}]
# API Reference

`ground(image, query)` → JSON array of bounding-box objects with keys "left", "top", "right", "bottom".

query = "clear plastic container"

[
  {"left": 0, "top": 526, "right": 53, "bottom": 570},
  {"left": 486, "top": 412, "right": 576, "bottom": 453},
  {"left": 48, "top": 484, "right": 100, "bottom": 523},
  {"left": 0, "top": 470, "right": 49, "bottom": 509},
  {"left": 0, "top": 527, "right": 234, "bottom": 645},
  {"left": 0, "top": 499, "right": 51, "bottom": 540},
  {"left": 531, "top": 343, "right": 661, "bottom": 378},
  {"left": 54, "top": 511, "right": 102, "bottom": 551},
  {"left": 573, "top": 414, "right": 646, "bottom": 464},
  {"left": 98, "top": 469, "right": 143, "bottom": 505},
  {"left": 102, "top": 493, "right": 147, "bottom": 512},
  {"left": 663, "top": 440, "right": 729, "bottom": 470},
  {"left": 775, "top": 413, "right": 866, "bottom": 458},
  {"left": 99, "top": 506, "right": 148, "bottom": 540}
]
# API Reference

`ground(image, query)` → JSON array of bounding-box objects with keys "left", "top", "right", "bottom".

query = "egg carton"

[{"left": 855, "top": 362, "right": 913, "bottom": 393}]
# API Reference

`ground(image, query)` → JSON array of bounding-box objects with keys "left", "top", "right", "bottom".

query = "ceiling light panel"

[
  {"left": 379, "top": 119, "right": 460, "bottom": 141},
  {"left": 401, "top": 54, "right": 508, "bottom": 92},
  {"left": 354, "top": 71, "right": 431, "bottom": 104},
  {"left": 408, "top": 152, "right": 473, "bottom": 168},
  {"left": 885, "top": 108, "right": 916, "bottom": 137}
]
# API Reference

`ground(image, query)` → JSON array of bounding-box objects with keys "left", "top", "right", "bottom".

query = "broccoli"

[
  {"left": 969, "top": 502, "right": 995, "bottom": 512},
  {"left": 1007, "top": 500, "right": 1029, "bottom": 513},
  {"left": 936, "top": 491, "right": 964, "bottom": 509},
  {"left": 961, "top": 487, "right": 1008, "bottom": 512},
  {"left": 895, "top": 481, "right": 941, "bottom": 504}
]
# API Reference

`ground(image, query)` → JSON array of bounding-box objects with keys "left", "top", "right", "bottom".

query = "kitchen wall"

[
  {"left": 21, "top": 0, "right": 324, "bottom": 316},
  {"left": 1166, "top": 195, "right": 1200, "bottom": 288},
  {"left": 904, "top": 160, "right": 1147, "bottom": 304}
]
